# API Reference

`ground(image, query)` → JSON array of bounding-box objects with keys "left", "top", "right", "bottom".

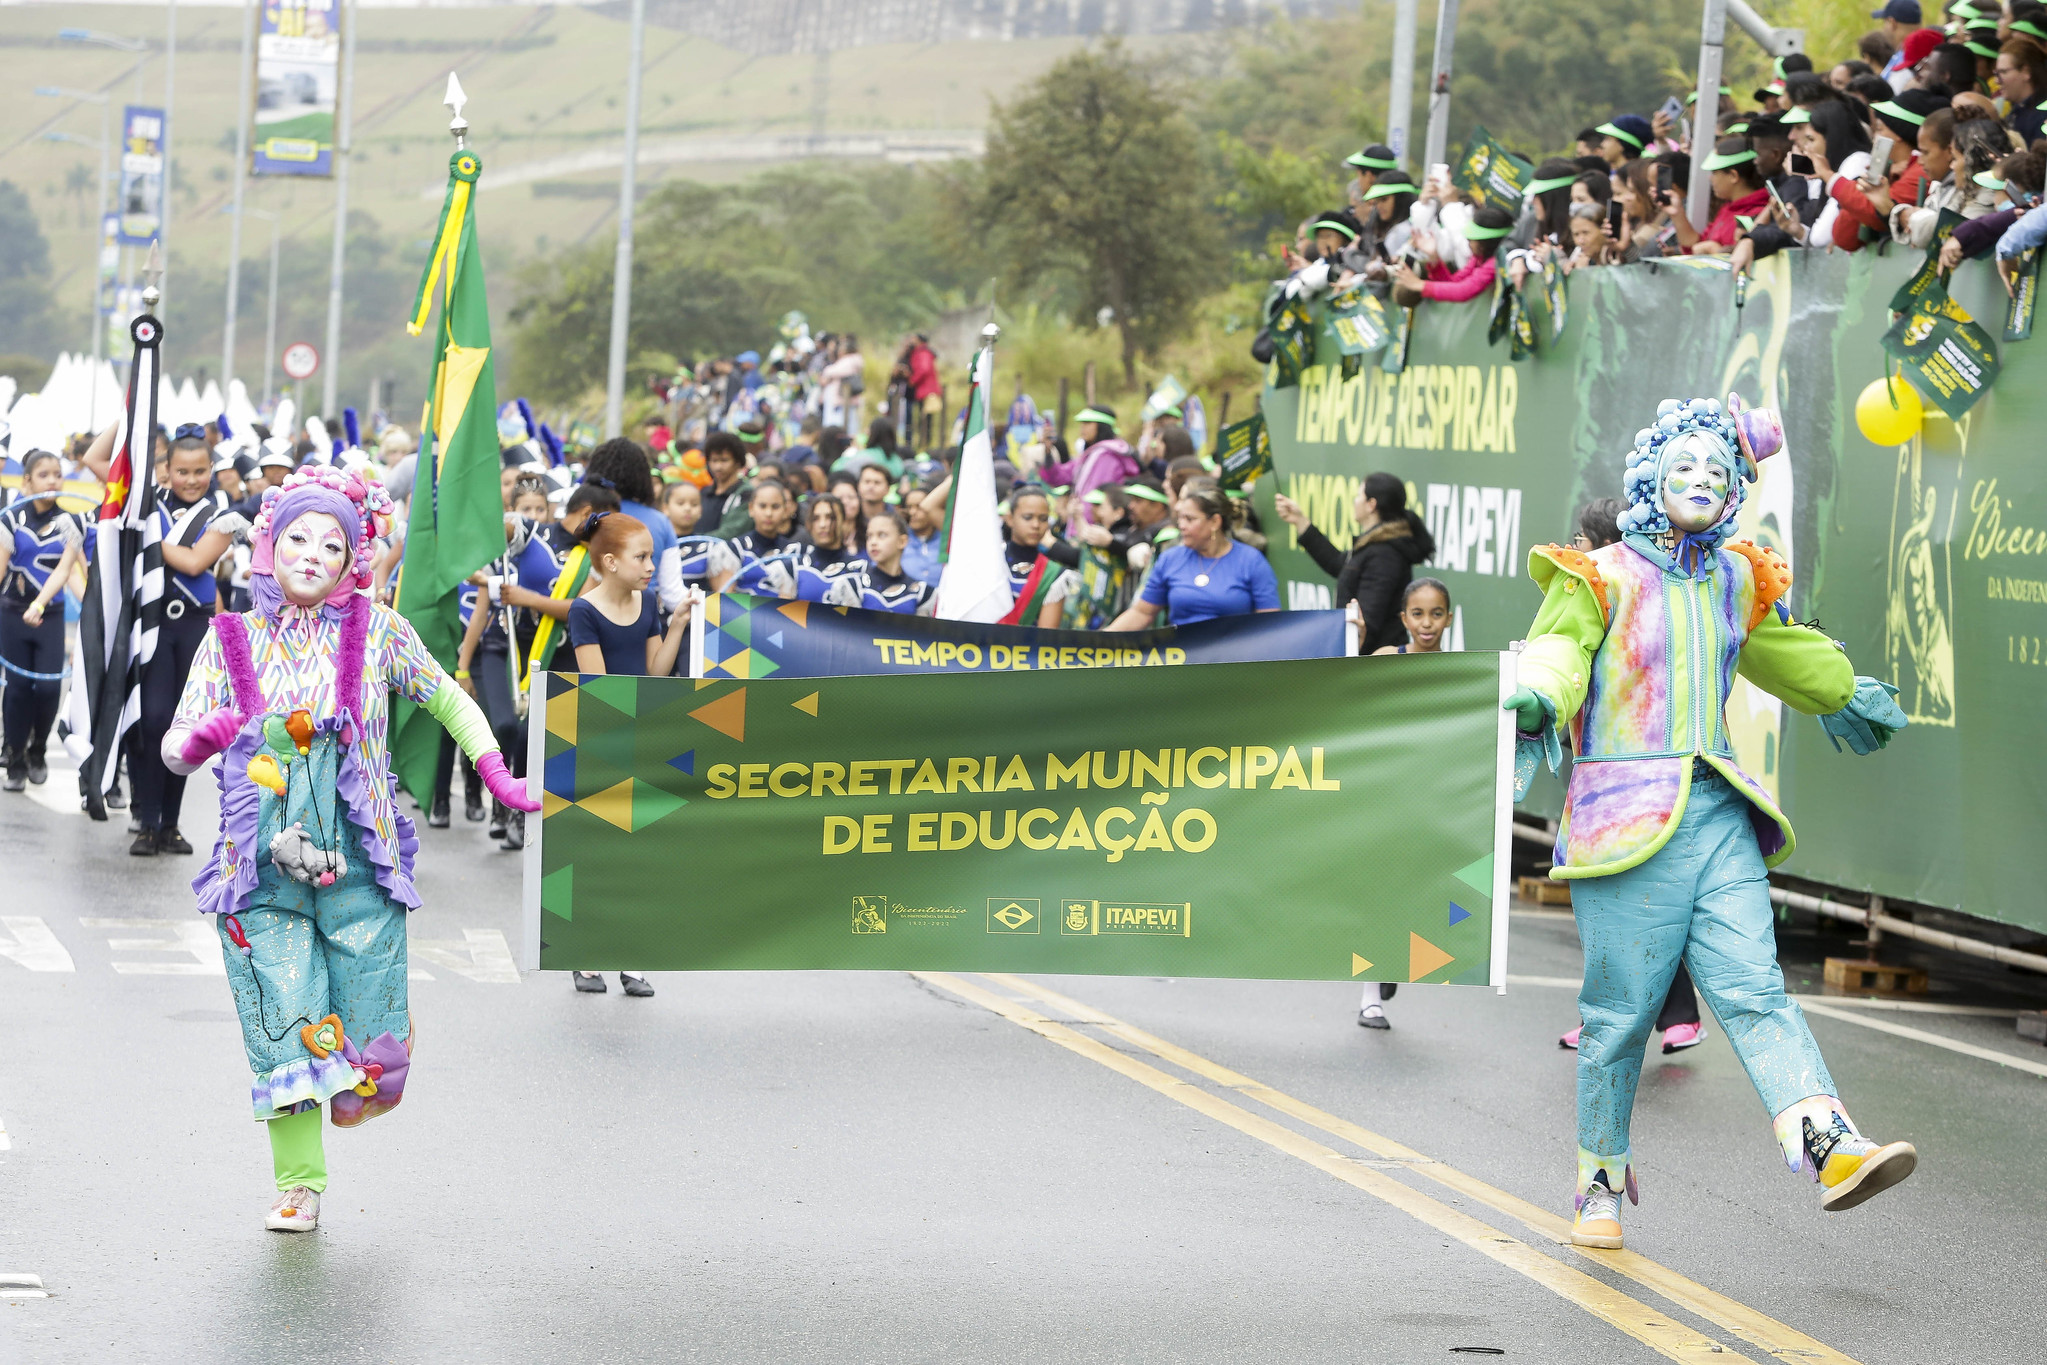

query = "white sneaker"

[
  {"left": 1571, "top": 1176, "right": 1624, "bottom": 1249},
  {"left": 266, "top": 1186, "right": 321, "bottom": 1232},
  {"left": 1357, "top": 1003, "right": 1390, "bottom": 1030}
]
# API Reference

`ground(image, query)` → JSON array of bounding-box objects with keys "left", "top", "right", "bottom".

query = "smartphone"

[
  {"left": 1607, "top": 199, "right": 1625, "bottom": 236},
  {"left": 1430, "top": 162, "right": 1452, "bottom": 193},
  {"left": 1658, "top": 94, "right": 1685, "bottom": 123},
  {"left": 1656, "top": 163, "right": 1674, "bottom": 201},
  {"left": 1765, "top": 181, "right": 1786, "bottom": 219},
  {"left": 1789, "top": 152, "right": 1815, "bottom": 177},
  {"left": 1868, "top": 134, "right": 1895, "bottom": 179}
]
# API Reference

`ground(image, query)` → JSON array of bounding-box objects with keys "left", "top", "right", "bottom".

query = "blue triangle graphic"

[
  {"left": 667, "top": 749, "right": 696, "bottom": 776},
  {"left": 1448, "top": 902, "right": 1471, "bottom": 927},
  {"left": 769, "top": 630, "right": 784, "bottom": 648}
]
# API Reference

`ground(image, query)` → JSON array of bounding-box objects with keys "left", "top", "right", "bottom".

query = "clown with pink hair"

[{"left": 163, "top": 466, "right": 539, "bottom": 1233}]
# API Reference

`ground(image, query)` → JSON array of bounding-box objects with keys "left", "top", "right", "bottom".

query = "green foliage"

[
  {"left": 0, "top": 181, "right": 61, "bottom": 357},
  {"left": 506, "top": 164, "right": 981, "bottom": 404},
  {"left": 969, "top": 40, "right": 1225, "bottom": 386}
]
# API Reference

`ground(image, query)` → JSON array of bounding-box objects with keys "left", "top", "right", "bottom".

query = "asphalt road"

[{"left": 2, "top": 762, "right": 2044, "bottom": 1364}]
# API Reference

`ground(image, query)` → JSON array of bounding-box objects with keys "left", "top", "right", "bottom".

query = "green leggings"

[{"left": 268, "top": 1107, "right": 328, "bottom": 1192}]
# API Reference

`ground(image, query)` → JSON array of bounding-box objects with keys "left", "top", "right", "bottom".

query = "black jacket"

[{"left": 1298, "top": 515, "right": 1436, "bottom": 654}]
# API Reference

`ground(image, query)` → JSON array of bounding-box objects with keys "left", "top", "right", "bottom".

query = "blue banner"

[{"left": 698, "top": 595, "right": 1347, "bottom": 679}]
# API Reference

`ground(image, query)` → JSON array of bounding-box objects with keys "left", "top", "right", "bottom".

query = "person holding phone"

[
  {"left": 1827, "top": 88, "right": 1946, "bottom": 250},
  {"left": 1783, "top": 102, "right": 1872, "bottom": 247},
  {"left": 1666, "top": 138, "right": 1772, "bottom": 254}
]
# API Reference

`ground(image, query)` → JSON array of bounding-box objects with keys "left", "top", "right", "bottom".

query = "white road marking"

[
  {"left": 0, "top": 1116, "right": 10, "bottom": 1150},
  {"left": 0, "top": 1273, "right": 46, "bottom": 1298},
  {"left": 1506, "top": 974, "right": 1582, "bottom": 989},
  {"left": 1797, "top": 998, "right": 2047, "bottom": 1080},
  {"left": 410, "top": 929, "right": 520, "bottom": 984},
  {"left": 81, "top": 917, "right": 226, "bottom": 975},
  {"left": 0, "top": 917, "right": 75, "bottom": 972}
]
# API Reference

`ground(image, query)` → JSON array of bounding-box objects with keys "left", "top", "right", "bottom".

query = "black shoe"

[
  {"left": 105, "top": 783, "right": 126, "bottom": 810},
  {"left": 463, "top": 770, "right": 485, "bottom": 823},
  {"left": 428, "top": 793, "right": 450, "bottom": 829},
  {"left": 500, "top": 809, "right": 524, "bottom": 852},
  {"left": 3, "top": 749, "right": 24, "bottom": 791},
  {"left": 572, "top": 971, "right": 607, "bottom": 993},
  {"left": 1357, "top": 1006, "right": 1390, "bottom": 1030},
  {"left": 489, "top": 799, "right": 506, "bottom": 841},
  {"left": 130, "top": 829, "right": 159, "bottom": 856},
  {"left": 158, "top": 827, "right": 194, "bottom": 855},
  {"left": 621, "top": 973, "right": 655, "bottom": 998},
  {"left": 25, "top": 749, "right": 47, "bottom": 785}
]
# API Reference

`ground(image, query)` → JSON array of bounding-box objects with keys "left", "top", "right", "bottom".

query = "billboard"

[
  {"left": 116, "top": 106, "right": 164, "bottom": 246},
  {"left": 252, "top": 0, "right": 341, "bottom": 176}
]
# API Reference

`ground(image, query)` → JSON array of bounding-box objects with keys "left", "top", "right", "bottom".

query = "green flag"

[{"left": 389, "top": 146, "right": 505, "bottom": 799}]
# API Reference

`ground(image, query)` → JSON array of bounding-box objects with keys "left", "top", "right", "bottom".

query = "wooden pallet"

[
  {"left": 1517, "top": 875, "right": 1573, "bottom": 907},
  {"left": 1822, "top": 958, "right": 1929, "bottom": 996}
]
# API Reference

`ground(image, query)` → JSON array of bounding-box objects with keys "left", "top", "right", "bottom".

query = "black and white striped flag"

[{"left": 76, "top": 298, "right": 167, "bottom": 816}]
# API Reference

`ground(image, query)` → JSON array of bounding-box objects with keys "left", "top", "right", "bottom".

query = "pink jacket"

[
  {"left": 1037, "top": 438, "right": 1139, "bottom": 526},
  {"left": 1422, "top": 256, "right": 1497, "bottom": 303}
]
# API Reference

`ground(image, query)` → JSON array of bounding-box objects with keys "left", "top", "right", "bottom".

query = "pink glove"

[
  {"left": 475, "top": 750, "right": 541, "bottom": 813},
  {"left": 179, "top": 708, "right": 245, "bottom": 767}
]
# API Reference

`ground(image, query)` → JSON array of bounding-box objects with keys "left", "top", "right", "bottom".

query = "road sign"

[{"left": 281, "top": 341, "right": 319, "bottom": 380}]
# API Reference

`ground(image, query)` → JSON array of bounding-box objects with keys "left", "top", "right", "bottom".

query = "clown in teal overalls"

[
  {"left": 164, "top": 467, "right": 540, "bottom": 1233},
  {"left": 1505, "top": 393, "right": 1916, "bottom": 1249}
]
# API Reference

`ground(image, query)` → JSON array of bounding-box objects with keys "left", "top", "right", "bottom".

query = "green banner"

[
  {"left": 1214, "top": 412, "right": 1274, "bottom": 490},
  {"left": 1881, "top": 283, "right": 2000, "bottom": 419},
  {"left": 1452, "top": 127, "right": 1533, "bottom": 212},
  {"left": 1258, "top": 248, "right": 2047, "bottom": 936},
  {"left": 525, "top": 655, "right": 1512, "bottom": 981}
]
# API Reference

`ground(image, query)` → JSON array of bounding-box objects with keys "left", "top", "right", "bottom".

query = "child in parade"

[
  {"left": 828, "top": 508, "right": 934, "bottom": 614},
  {"left": 1356, "top": 578, "right": 1457, "bottom": 1029},
  {"left": 1506, "top": 393, "right": 1916, "bottom": 1249},
  {"left": 161, "top": 466, "right": 540, "bottom": 1232},
  {"left": 0, "top": 450, "right": 85, "bottom": 790},
  {"left": 565, "top": 509, "right": 691, "bottom": 997}
]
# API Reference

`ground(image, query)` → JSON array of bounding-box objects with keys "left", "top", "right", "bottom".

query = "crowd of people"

[{"left": 1279, "top": 0, "right": 2047, "bottom": 312}]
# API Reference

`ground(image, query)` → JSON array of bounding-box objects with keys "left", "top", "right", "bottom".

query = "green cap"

[
  {"left": 1725, "top": 121, "right": 1751, "bottom": 135},
  {"left": 1310, "top": 218, "right": 1360, "bottom": 242},
  {"left": 1685, "top": 85, "right": 1735, "bottom": 104},
  {"left": 1702, "top": 148, "right": 1759, "bottom": 171},
  {"left": 1462, "top": 220, "right": 1513, "bottom": 240},
  {"left": 1975, "top": 171, "right": 2007, "bottom": 190},
  {"left": 1524, "top": 173, "right": 1579, "bottom": 195},
  {"left": 1345, "top": 148, "right": 1401, "bottom": 170},
  {"left": 1781, "top": 105, "right": 1812, "bottom": 125},
  {"left": 1363, "top": 180, "right": 1415, "bottom": 201},
  {"left": 1084, "top": 488, "right": 1108, "bottom": 506},
  {"left": 1595, "top": 121, "right": 1647, "bottom": 151},
  {"left": 1123, "top": 483, "right": 1170, "bottom": 504},
  {"left": 1966, "top": 39, "right": 1999, "bottom": 58},
  {"left": 1871, "top": 99, "right": 1927, "bottom": 127},
  {"left": 1073, "top": 407, "right": 1119, "bottom": 432},
  {"left": 2015, "top": 18, "right": 2047, "bottom": 41}
]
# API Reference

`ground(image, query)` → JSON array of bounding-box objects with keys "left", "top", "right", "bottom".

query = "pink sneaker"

[
  {"left": 1661, "top": 1022, "right": 1706, "bottom": 1053},
  {"left": 1559, "top": 1025, "right": 1582, "bottom": 1050}
]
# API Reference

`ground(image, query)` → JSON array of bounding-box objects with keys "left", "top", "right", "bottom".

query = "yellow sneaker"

[{"left": 1805, "top": 1114, "right": 1917, "bottom": 1212}]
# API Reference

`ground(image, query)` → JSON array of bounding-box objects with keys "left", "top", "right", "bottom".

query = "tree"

[
  {"left": 0, "top": 181, "right": 61, "bottom": 358},
  {"left": 972, "top": 42, "right": 1224, "bottom": 387}
]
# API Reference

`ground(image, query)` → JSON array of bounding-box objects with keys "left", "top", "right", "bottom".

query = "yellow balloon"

[{"left": 1855, "top": 376, "right": 1923, "bottom": 446}]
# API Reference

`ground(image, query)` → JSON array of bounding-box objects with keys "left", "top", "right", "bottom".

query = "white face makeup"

[
  {"left": 276, "top": 510, "right": 351, "bottom": 607},
  {"left": 1659, "top": 433, "right": 1732, "bottom": 534}
]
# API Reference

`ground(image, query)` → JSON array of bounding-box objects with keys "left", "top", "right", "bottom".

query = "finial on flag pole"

[
  {"left": 444, "top": 72, "right": 469, "bottom": 148},
  {"left": 981, "top": 322, "right": 1000, "bottom": 342},
  {"left": 141, "top": 239, "right": 164, "bottom": 310}
]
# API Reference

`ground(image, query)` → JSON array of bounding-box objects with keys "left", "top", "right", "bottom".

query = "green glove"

[{"left": 1502, "top": 686, "right": 1549, "bottom": 734}]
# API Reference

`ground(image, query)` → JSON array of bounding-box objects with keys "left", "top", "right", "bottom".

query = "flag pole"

[
  {"left": 321, "top": 0, "right": 360, "bottom": 416},
  {"left": 603, "top": 0, "right": 648, "bottom": 439}
]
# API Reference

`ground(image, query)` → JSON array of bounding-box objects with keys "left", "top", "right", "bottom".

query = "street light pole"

[
  {"left": 1387, "top": 0, "right": 1418, "bottom": 168},
  {"left": 222, "top": 0, "right": 256, "bottom": 389},
  {"left": 256, "top": 211, "right": 281, "bottom": 410},
  {"left": 1420, "top": 0, "right": 1462, "bottom": 175},
  {"left": 1687, "top": 0, "right": 1730, "bottom": 235},
  {"left": 603, "top": 0, "right": 648, "bottom": 440},
  {"left": 161, "top": 0, "right": 176, "bottom": 308},
  {"left": 321, "top": 0, "right": 359, "bottom": 417}
]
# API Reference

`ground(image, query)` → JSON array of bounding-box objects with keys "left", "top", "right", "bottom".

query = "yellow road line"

[
  {"left": 916, "top": 970, "right": 1754, "bottom": 1365},
  {"left": 978, "top": 972, "right": 1859, "bottom": 1365}
]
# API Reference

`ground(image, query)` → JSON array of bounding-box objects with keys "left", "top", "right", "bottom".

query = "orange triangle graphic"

[
  {"left": 791, "top": 691, "right": 819, "bottom": 716},
  {"left": 777, "top": 601, "right": 810, "bottom": 626},
  {"left": 1350, "top": 953, "right": 1373, "bottom": 977},
  {"left": 687, "top": 687, "right": 747, "bottom": 741},
  {"left": 1409, "top": 932, "right": 1455, "bottom": 981}
]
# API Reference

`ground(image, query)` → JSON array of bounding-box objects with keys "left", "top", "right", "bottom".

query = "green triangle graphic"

[
  {"left": 1453, "top": 853, "right": 1494, "bottom": 900},
  {"left": 630, "top": 779, "right": 687, "bottom": 832},
  {"left": 724, "top": 613, "right": 753, "bottom": 647},
  {"left": 541, "top": 864, "right": 574, "bottom": 921},
  {"left": 581, "top": 674, "right": 639, "bottom": 716}
]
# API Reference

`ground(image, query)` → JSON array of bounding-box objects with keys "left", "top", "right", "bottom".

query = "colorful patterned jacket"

[{"left": 1516, "top": 537, "right": 1853, "bottom": 879}]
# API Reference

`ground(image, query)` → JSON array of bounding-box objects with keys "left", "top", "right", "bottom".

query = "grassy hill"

[{"left": 1, "top": 3, "right": 1196, "bottom": 394}]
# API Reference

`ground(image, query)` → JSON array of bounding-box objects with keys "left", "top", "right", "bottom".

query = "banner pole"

[
  {"left": 687, "top": 587, "right": 705, "bottom": 679},
  {"left": 520, "top": 672, "right": 546, "bottom": 971},
  {"left": 1489, "top": 648, "right": 1517, "bottom": 993},
  {"left": 1420, "top": 0, "right": 1461, "bottom": 174}
]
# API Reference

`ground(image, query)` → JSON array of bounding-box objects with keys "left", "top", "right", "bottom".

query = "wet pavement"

[{"left": 2, "top": 764, "right": 2044, "bottom": 1364}]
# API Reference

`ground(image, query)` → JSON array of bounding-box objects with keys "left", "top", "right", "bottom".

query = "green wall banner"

[
  {"left": 523, "top": 654, "right": 1514, "bottom": 983},
  {"left": 1257, "top": 249, "right": 2047, "bottom": 935}
]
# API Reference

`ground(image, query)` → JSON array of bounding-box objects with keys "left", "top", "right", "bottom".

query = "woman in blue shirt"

[
  {"left": 1107, "top": 485, "right": 1280, "bottom": 629},
  {"left": 0, "top": 451, "right": 85, "bottom": 790}
]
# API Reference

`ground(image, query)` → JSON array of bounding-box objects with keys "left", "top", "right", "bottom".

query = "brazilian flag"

[{"left": 389, "top": 146, "right": 506, "bottom": 799}]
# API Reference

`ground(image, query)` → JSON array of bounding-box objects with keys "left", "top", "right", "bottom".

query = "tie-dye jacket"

[{"left": 1516, "top": 537, "right": 1854, "bottom": 879}]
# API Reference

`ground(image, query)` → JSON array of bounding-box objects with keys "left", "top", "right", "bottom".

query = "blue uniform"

[{"left": 0, "top": 499, "right": 84, "bottom": 769}]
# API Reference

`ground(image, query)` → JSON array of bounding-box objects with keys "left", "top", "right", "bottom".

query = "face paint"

[
  {"left": 1659, "top": 435, "right": 1732, "bottom": 535},
  {"left": 275, "top": 511, "right": 351, "bottom": 607}
]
